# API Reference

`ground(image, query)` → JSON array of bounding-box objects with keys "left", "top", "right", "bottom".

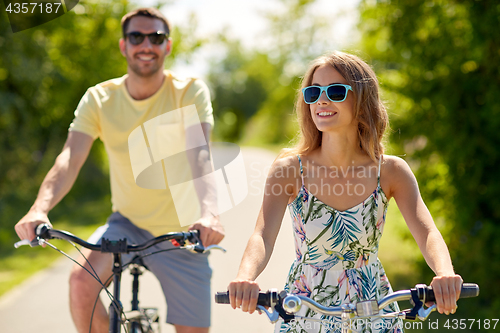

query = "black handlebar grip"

[
  {"left": 257, "top": 292, "right": 272, "bottom": 307},
  {"left": 214, "top": 291, "right": 272, "bottom": 307},
  {"left": 215, "top": 292, "right": 230, "bottom": 304},
  {"left": 425, "top": 283, "right": 479, "bottom": 303},
  {"left": 458, "top": 283, "right": 480, "bottom": 298}
]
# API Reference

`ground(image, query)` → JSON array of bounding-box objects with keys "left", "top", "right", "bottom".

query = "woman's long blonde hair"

[{"left": 281, "top": 51, "right": 388, "bottom": 162}]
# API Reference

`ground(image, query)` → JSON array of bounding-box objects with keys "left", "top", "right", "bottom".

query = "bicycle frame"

[
  {"left": 110, "top": 253, "right": 124, "bottom": 333},
  {"left": 108, "top": 252, "right": 152, "bottom": 333},
  {"left": 69, "top": 237, "right": 131, "bottom": 333}
]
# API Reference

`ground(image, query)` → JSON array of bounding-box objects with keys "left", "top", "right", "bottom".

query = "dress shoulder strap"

[
  {"left": 377, "top": 155, "right": 383, "bottom": 186},
  {"left": 297, "top": 155, "right": 305, "bottom": 187}
]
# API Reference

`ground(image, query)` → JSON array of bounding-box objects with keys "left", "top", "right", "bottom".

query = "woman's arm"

[
  {"left": 385, "top": 156, "right": 462, "bottom": 315},
  {"left": 228, "top": 156, "right": 299, "bottom": 313}
]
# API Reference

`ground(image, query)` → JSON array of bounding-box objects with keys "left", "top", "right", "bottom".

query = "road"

[{"left": 0, "top": 147, "right": 295, "bottom": 333}]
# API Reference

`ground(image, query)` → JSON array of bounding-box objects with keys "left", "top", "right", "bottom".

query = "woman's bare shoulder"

[
  {"left": 381, "top": 155, "right": 417, "bottom": 198},
  {"left": 269, "top": 155, "right": 301, "bottom": 181},
  {"left": 382, "top": 155, "right": 414, "bottom": 175},
  {"left": 265, "top": 154, "right": 302, "bottom": 200}
]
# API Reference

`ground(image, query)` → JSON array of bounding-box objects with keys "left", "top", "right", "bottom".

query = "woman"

[{"left": 228, "top": 51, "right": 462, "bottom": 332}]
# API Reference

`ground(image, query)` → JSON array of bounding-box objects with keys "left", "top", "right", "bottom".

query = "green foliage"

[
  {"left": 207, "top": 42, "right": 270, "bottom": 142},
  {"left": 165, "top": 11, "right": 207, "bottom": 68},
  {"left": 207, "top": 0, "right": 337, "bottom": 145},
  {"left": 207, "top": 38, "right": 301, "bottom": 144},
  {"left": 358, "top": 0, "right": 500, "bottom": 318}
]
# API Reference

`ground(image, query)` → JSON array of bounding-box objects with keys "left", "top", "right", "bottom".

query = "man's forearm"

[
  {"left": 30, "top": 149, "right": 81, "bottom": 215},
  {"left": 185, "top": 122, "right": 219, "bottom": 218},
  {"left": 186, "top": 145, "right": 219, "bottom": 218},
  {"left": 184, "top": 123, "right": 224, "bottom": 245}
]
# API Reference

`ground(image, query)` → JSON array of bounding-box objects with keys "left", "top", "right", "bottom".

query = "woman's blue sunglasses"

[{"left": 302, "top": 84, "right": 352, "bottom": 104}]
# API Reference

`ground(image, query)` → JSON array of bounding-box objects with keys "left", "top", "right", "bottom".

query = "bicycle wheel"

[
  {"left": 125, "top": 307, "right": 160, "bottom": 333},
  {"left": 141, "top": 307, "right": 160, "bottom": 333}
]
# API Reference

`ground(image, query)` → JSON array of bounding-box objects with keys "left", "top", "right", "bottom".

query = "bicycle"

[
  {"left": 215, "top": 283, "right": 479, "bottom": 332},
  {"left": 14, "top": 223, "right": 225, "bottom": 333}
]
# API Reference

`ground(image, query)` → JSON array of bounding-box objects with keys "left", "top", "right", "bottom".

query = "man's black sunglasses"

[{"left": 126, "top": 31, "right": 168, "bottom": 45}]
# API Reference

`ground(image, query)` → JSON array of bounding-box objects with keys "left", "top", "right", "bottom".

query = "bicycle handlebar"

[
  {"left": 215, "top": 283, "right": 479, "bottom": 319},
  {"left": 14, "top": 223, "right": 216, "bottom": 254}
]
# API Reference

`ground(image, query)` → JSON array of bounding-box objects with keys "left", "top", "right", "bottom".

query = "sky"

[{"left": 133, "top": 0, "right": 362, "bottom": 79}]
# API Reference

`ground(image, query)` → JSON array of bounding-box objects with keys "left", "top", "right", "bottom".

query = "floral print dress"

[{"left": 275, "top": 156, "right": 403, "bottom": 333}]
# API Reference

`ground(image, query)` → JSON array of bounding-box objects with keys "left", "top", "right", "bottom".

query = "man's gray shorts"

[{"left": 88, "top": 212, "right": 212, "bottom": 328}]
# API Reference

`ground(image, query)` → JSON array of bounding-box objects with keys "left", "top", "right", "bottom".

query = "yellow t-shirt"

[{"left": 69, "top": 70, "right": 214, "bottom": 236}]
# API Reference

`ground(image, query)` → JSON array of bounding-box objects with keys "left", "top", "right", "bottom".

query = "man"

[{"left": 15, "top": 8, "right": 224, "bottom": 333}]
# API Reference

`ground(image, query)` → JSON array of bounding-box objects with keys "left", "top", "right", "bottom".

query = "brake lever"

[
  {"left": 204, "top": 244, "right": 226, "bottom": 253},
  {"left": 417, "top": 304, "right": 437, "bottom": 321},
  {"left": 14, "top": 238, "right": 41, "bottom": 248},
  {"left": 256, "top": 305, "right": 280, "bottom": 323}
]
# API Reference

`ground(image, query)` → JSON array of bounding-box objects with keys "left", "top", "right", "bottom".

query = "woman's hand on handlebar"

[
  {"left": 429, "top": 274, "right": 463, "bottom": 315},
  {"left": 14, "top": 211, "right": 52, "bottom": 244},
  {"left": 227, "top": 279, "right": 261, "bottom": 314}
]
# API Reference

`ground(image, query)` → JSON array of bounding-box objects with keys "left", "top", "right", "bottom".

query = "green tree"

[{"left": 358, "top": 0, "right": 500, "bottom": 319}]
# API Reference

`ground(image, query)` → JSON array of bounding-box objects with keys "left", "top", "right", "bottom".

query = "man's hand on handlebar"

[
  {"left": 14, "top": 211, "right": 52, "bottom": 245},
  {"left": 188, "top": 215, "right": 224, "bottom": 247}
]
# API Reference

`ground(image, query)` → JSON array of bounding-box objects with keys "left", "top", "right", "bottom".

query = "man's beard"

[{"left": 127, "top": 54, "right": 163, "bottom": 78}]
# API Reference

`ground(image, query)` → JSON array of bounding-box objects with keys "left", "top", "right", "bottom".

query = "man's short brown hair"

[{"left": 121, "top": 8, "right": 171, "bottom": 38}]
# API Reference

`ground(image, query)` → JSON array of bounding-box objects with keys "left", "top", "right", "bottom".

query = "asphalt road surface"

[{"left": 0, "top": 147, "right": 295, "bottom": 333}]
